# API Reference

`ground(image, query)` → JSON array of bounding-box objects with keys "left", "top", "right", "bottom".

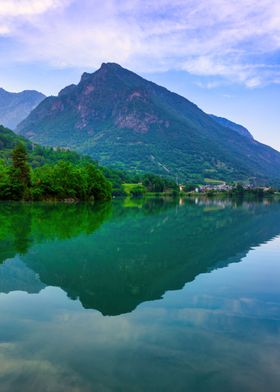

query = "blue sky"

[{"left": 0, "top": 0, "right": 279, "bottom": 149}]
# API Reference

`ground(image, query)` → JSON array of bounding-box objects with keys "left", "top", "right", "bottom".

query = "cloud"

[
  {"left": 1, "top": 0, "right": 280, "bottom": 87},
  {"left": 0, "top": 0, "right": 67, "bottom": 34},
  {"left": 0, "top": 0, "right": 65, "bottom": 16}
]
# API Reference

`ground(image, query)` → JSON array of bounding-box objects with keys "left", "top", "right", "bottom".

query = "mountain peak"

[
  {"left": 16, "top": 64, "right": 280, "bottom": 184},
  {"left": 100, "top": 62, "right": 122, "bottom": 70},
  {"left": 80, "top": 72, "right": 92, "bottom": 83},
  {"left": 80, "top": 63, "right": 124, "bottom": 83}
]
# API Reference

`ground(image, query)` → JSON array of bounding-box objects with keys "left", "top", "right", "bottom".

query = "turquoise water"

[{"left": 1, "top": 198, "right": 280, "bottom": 391}]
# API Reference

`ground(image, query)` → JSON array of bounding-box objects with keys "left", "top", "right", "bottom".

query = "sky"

[{"left": 0, "top": 0, "right": 279, "bottom": 149}]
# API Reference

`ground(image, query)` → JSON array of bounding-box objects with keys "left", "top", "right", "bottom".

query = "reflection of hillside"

[
  {"left": 0, "top": 199, "right": 173, "bottom": 296},
  {"left": 1, "top": 199, "right": 280, "bottom": 315},
  {"left": 6, "top": 200, "right": 279, "bottom": 316},
  {"left": 0, "top": 198, "right": 179, "bottom": 266},
  {"left": 0, "top": 202, "right": 112, "bottom": 264}
]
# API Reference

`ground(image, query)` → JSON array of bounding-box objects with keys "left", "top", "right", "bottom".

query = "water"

[{"left": 1, "top": 198, "right": 280, "bottom": 391}]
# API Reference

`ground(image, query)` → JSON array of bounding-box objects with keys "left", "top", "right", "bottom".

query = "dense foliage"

[
  {"left": 0, "top": 144, "right": 112, "bottom": 201},
  {"left": 10, "top": 143, "right": 32, "bottom": 200},
  {"left": 102, "top": 168, "right": 179, "bottom": 196},
  {"left": 0, "top": 125, "right": 92, "bottom": 168},
  {"left": 0, "top": 141, "right": 180, "bottom": 201},
  {"left": 142, "top": 174, "right": 178, "bottom": 193}
]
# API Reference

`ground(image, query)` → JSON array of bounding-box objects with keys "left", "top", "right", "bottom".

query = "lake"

[{"left": 1, "top": 198, "right": 280, "bottom": 391}]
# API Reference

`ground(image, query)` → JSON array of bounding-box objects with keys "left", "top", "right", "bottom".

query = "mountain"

[
  {"left": 209, "top": 114, "right": 254, "bottom": 140},
  {"left": 17, "top": 63, "right": 280, "bottom": 184},
  {"left": 0, "top": 88, "right": 45, "bottom": 129}
]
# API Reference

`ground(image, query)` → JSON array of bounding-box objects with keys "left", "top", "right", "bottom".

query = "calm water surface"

[{"left": 1, "top": 198, "right": 280, "bottom": 391}]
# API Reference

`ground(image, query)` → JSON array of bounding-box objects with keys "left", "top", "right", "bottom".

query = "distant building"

[{"left": 197, "top": 183, "right": 233, "bottom": 193}]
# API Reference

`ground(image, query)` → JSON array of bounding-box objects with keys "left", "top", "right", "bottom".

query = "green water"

[{"left": 1, "top": 198, "right": 280, "bottom": 391}]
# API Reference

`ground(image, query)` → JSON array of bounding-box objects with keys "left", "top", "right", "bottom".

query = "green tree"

[
  {"left": 85, "top": 163, "right": 112, "bottom": 200},
  {"left": 9, "top": 143, "right": 31, "bottom": 200},
  {"left": 32, "top": 161, "right": 85, "bottom": 200},
  {"left": 130, "top": 184, "right": 146, "bottom": 197},
  {"left": 0, "top": 160, "right": 11, "bottom": 200},
  {"left": 32, "top": 161, "right": 112, "bottom": 201},
  {"left": 235, "top": 183, "right": 245, "bottom": 197},
  {"left": 142, "top": 174, "right": 178, "bottom": 193}
]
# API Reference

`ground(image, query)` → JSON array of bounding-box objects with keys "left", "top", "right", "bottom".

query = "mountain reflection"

[{"left": 1, "top": 198, "right": 280, "bottom": 315}]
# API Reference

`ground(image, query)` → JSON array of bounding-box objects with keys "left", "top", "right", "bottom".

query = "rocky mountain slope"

[{"left": 17, "top": 63, "right": 280, "bottom": 184}]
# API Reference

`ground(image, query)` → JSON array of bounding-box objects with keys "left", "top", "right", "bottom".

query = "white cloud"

[
  {"left": 1, "top": 0, "right": 280, "bottom": 87},
  {"left": 0, "top": 0, "right": 65, "bottom": 16},
  {"left": 0, "top": 0, "right": 68, "bottom": 34}
]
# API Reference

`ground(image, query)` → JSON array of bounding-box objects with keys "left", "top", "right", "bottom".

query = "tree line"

[
  {"left": 0, "top": 144, "right": 180, "bottom": 201},
  {"left": 0, "top": 143, "right": 112, "bottom": 201}
]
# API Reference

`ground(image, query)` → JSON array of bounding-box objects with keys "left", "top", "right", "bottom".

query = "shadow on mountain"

[{"left": 1, "top": 199, "right": 280, "bottom": 315}]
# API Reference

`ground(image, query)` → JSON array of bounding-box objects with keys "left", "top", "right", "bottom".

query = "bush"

[{"left": 32, "top": 161, "right": 112, "bottom": 201}]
